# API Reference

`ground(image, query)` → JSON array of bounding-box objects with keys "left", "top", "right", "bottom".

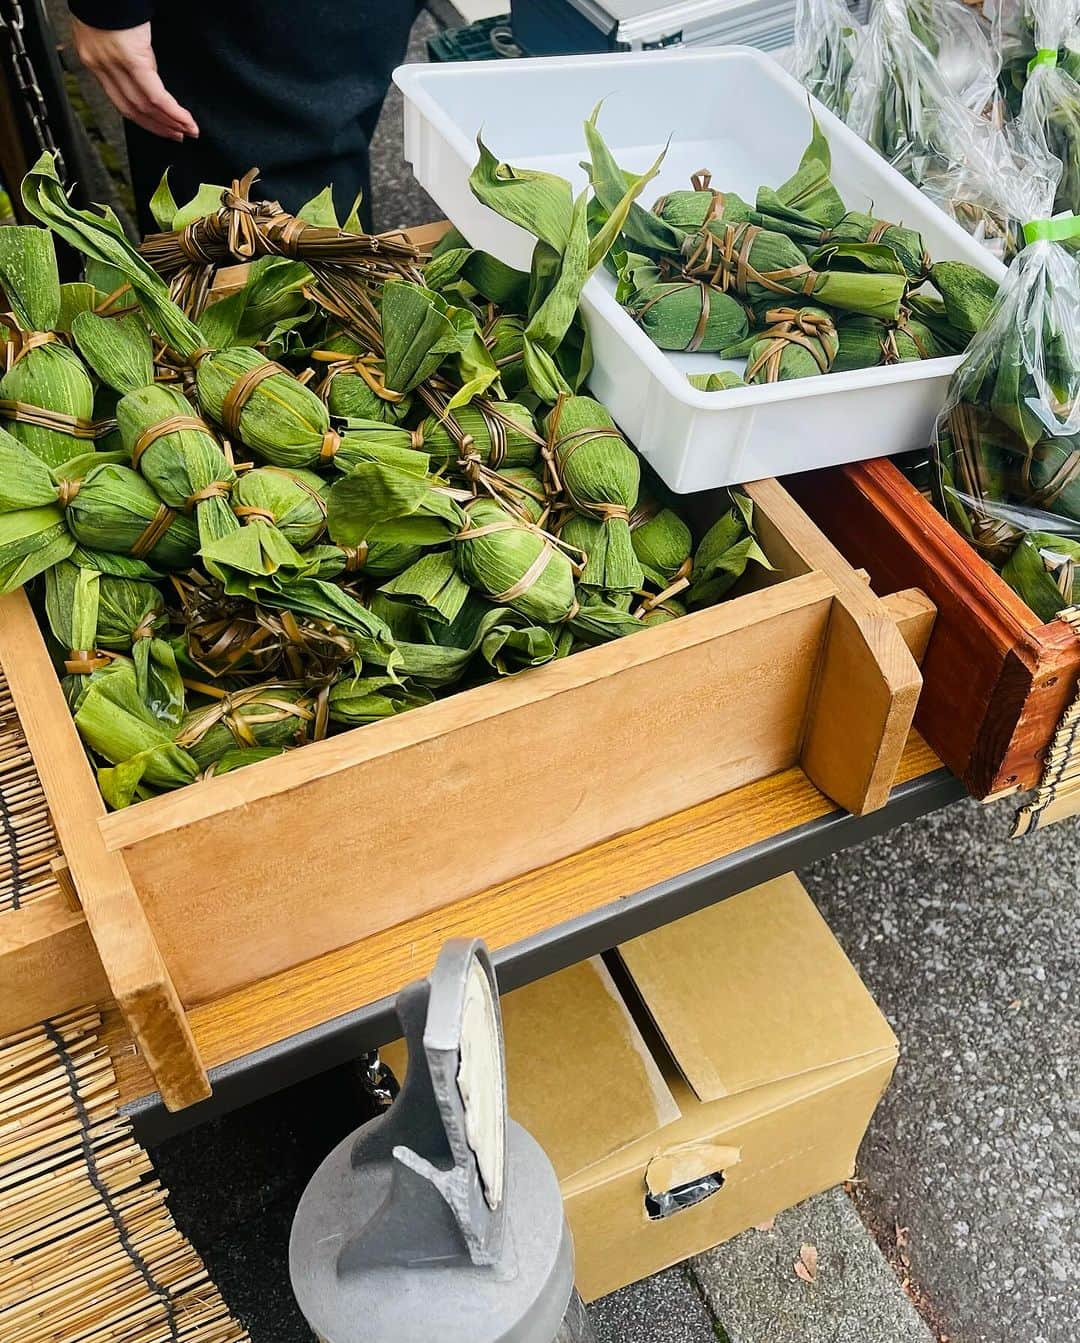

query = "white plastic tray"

[{"left": 394, "top": 47, "right": 1005, "bottom": 492}]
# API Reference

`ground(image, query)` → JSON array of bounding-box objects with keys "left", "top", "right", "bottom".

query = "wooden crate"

[
  {"left": 0, "top": 479, "right": 930, "bottom": 1111},
  {"left": 787, "top": 458, "right": 1080, "bottom": 801}
]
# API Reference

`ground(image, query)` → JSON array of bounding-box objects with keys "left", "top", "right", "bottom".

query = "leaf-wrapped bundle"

[
  {"left": 232, "top": 466, "right": 327, "bottom": 546},
  {"left": 455, "top": 497, "right": 577, "bottom": 623},
  {"left": 1001, "top": 530, "right": 1080, "bottom": 621},
  {"left": 420, "top": 400, "right": 542, "bottom": 470},
  {"left": 687, "top": 370, "right": 747, "bottom": 391},
  {"left": 682, "top": 221, "right": 906, "bottom": 320},
  {"left": 821, "top": 212, "right": 929, "bottom": 280},
  {"left": 0, "top": 226, "right": 97, "bottom": 467},
  {"left": 620, "top": 260, "right": 749, "bottom": 353},
  {"left": 73, "top": 659, "right": 198, "bottom": 807},
  {"left": 630, "top": 501, "right": 694, "bottom": 587},
  {"left": 312, "top": 336, "right": 413, "bottom": 425},
  {"left": 65, "top": 463, "right": 199, "bottom": 569},
  {"left": 832, "top": 312, "right": 940, "bottom": 372},
  {"left": 687, "top": 494, "right": 772, "bottom": 607},
  {"left": 327, "top": 674, "right": 433, "bottom": 725},
  {"left": 177, "top": 682, "right": 327, "bottom": 770},
  {"left": 724, "top": 307, "right": 838, "bottom": 384},
  {"left": 545, "top": 395, "right": 643, "bottom": 591}
]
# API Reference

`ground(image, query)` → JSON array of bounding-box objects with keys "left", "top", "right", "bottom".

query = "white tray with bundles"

[{"left": 395, "top": 46, "right": 1005, "bottom": 492}]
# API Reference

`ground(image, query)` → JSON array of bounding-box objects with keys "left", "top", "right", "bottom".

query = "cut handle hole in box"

[{"left": 644, "top": 1171, "right": 725, "bottom": 1221}]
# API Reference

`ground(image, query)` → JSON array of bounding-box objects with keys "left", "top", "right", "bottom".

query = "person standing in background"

[{"left": 67, "top": 1, "right": 421, "bottom": 233}]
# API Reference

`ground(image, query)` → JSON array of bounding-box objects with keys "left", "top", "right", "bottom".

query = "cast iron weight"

[{"left": 289, "top": 939, "right": 596, "bottom": 1342}]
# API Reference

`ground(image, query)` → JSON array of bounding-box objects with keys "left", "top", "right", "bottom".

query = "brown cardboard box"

[{"left": 384, "top": 873, "right": 897, "bottom": 1302}]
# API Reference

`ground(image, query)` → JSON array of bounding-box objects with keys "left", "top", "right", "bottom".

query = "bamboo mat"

[
  {"left": 0, "top": 1007, "right": 250, "bottom": 1343},
  {"left": 0, "top": 666, "right": 64, "bottom": 914}
]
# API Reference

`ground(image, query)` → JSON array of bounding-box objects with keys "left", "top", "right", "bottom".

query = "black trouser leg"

[{"left": 124, "top": 0, "right": 420, "bottom": 234}]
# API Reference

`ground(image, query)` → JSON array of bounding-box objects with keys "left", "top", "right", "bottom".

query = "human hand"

[{"left": 70, "top": 19, "right": 199, "bottom": 141}]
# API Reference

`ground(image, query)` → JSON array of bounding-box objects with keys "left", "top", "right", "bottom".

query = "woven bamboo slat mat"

[
  {"left": 0, "top": 665, "right": 64, "bottom": 914},
  {"left": 0, "top": 1006, "right": 250, "bottom": 1343}
]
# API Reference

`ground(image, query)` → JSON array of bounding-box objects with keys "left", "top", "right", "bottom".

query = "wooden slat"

[
  {"left": 101, "top": 573, "right": 836, "bottom": 1007},
  {"left": 745, "top": 478, "right": 922, "bottom": 815},
  {"left": 0, "top": 592, "right": 209, "bottom": 1111},
  {"left": 788, "top": 460, "right": 1080, "bottom": 796},
  {"left": 882, "top": 589, "right": 937, "bottom": 663},
  {"left": 0, "top": 895, "right": 109, "bottom": 1035},
  {"left": 158, "top": 734, "right": 940, "bottom": 1097}
]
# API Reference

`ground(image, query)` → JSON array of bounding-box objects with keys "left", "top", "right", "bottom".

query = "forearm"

[{"left": 68, "top": 1, "right": 153, "bottom": 28}]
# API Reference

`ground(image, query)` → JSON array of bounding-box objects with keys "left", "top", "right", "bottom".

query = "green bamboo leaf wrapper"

[
  {"left": 492, "top": 466, "right": 548, "bottom": 524},
  {"left": 420, "top": 400, "right": 542, "bottom": 470},
  {"left": 822, "top": 212, "right": 930, "bottom": 279},
  {"left": 619, "top": 253, "right": 749, "bottom": 353},
  {"left": 65, "top": 462, "right": 199, "bottom": 569},
  {"left": 927, "top": 262, "right": 999, "bottom": 344},
  {"left": 687, "top": 494, "right": 772, "bottom": 607},
  {"left": 1001, "top": 531, "right": 1080, "bottom": 621},
  {"left": 327, "top": 674, "right": 433, "bottom": 725},
  {"left": 724, "top": 306, "right": 838, "bottom": 384},
  {"left": 0, "top": 229, "right": 96, "bottom": 468},
  {"left": 312, "top": 335, "right": 412, "bottom": 424},
  {"left": 832, "top": 313, "right": 941, "bottom": 372},
  {"left": 455, "top": 497, "right": 577, "bottom": 623},
  {"left": 177, "top": 682, "right": 326, "bottom": 770},
  {"left": 638, "top": 595, "right": 686, "bottom": 626},
  {"left": 74, "top": 659, "right": 198, "bottom": 806},
  {"left": 232, "top": 466, "right": 327, "bottom": 546},
  {"left": 327, "top": 463, "right": 467, "bottom": 548},
  {"left": 380, "top": 550, "right": 471, "bottom": 625},
  {"left": 687, "top": 371, "right": 747, "bottom": 391},
  {"left": 630, "top": 502, "right": 694, "bottom": 586},
  {"left": 45, "top": 558, "right": 184, "bottom": 724},
  {"left": 482, "top": 313, "right": 528, "bottom": 396},
  {"left": 545, "top": 395, "right": 643, "bottom": 591},
  {"left": 682, "top": 222, "right": 907, "bottom": 320}
]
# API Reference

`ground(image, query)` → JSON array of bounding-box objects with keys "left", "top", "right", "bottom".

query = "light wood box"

[{"left": 0, "top": 475, "right": 929, "bottom": 1112}]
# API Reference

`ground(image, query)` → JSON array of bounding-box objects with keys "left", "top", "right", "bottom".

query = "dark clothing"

[{"left": 69, "top": 1, "right": 419, "bottom": 234}]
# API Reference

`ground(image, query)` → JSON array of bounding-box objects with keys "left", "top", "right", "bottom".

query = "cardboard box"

[{"left": 386, "top": 873, "right": 898, "bottom": 1301}]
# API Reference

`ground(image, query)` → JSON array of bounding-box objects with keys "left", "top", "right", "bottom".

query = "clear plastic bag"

[
  {"left": 787, "top": 0, "right": 865, "bottom": 116},
  {"left": 846, "top": 0, "right": 1053, "bottom": 257},
  {"left": 932, "top": 152, "right": 1080, "bottom": 619},
  {"left": 846, "top": 0, "right": 999, "bottom": 171},
  {"left": 919, "top": 110, "right": 1062, "bottom": 258},
  {"left": 1012, "top": 0, "right": 1080, "bottom": 212}
]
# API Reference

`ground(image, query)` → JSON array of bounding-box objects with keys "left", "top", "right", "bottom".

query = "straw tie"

[
  {"left": 686, "top": 222, "right": 817, "bottom": 298},
  {"left": 130, "top": 502, "right": 179, "bottom": 559},
  {"left": 220, "top": 360, "right": 287, "bottom": 439},
  {"left": 745, "top": 307, "right": 836, "bottom": 383},
  {"left": 56, "top": 476, "right": 83, "bottom": 506},
  {"left": 131, "top": 413, "right": 217, "bottom": 467}
]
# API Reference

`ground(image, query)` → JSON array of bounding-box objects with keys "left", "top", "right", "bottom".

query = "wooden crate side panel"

[
  {"left": 114, "top": 580, "right": 835, "bottom": 1006},
  {"left": 745, "top": 478, "right": 922, "bottom": 813},
  {"left": 0, "top": 591, "right": 210, "bottom": 1109},
  {"left": 974, "top": 628, "right": 1080, "bottom": 793},
  {"left": 176, "top": 735, "right": 942, "bottom": 1084},
  {"left": 787, "top": 462, "right": 1020, "bottom": 785},
  {"left": 788, "top": 461, "right": 1080, "bottom": 795},
  {"left": 0, "top": 896, "right": 109, "bottom": 1034}
]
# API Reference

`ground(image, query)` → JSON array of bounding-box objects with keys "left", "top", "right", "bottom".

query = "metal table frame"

[{"left": 129, "top": 765, "right": 963, "bottom": 1145}]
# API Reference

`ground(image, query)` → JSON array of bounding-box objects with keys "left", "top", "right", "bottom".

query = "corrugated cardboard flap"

[
  {"left": 617, "top": 874, "right": 898, "bottom": 1104},
  {"left": 382, "top": 957, "right": 681, "bottom": 1184}
]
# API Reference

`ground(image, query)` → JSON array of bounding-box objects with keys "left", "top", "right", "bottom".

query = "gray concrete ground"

[
  {"left": 39, "top": 6, "right": 1077, "bottom": 1341},
  {"left": 802, "top": 798, "right": 1079, "bottom": 1343},
  {"left": 692, "top": 1188, "right": 935, "bottom": 1343}
]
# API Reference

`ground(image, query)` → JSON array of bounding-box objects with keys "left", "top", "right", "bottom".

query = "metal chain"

[{"left": 0, "top": 0, "right": 67, "bottom": 178}]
